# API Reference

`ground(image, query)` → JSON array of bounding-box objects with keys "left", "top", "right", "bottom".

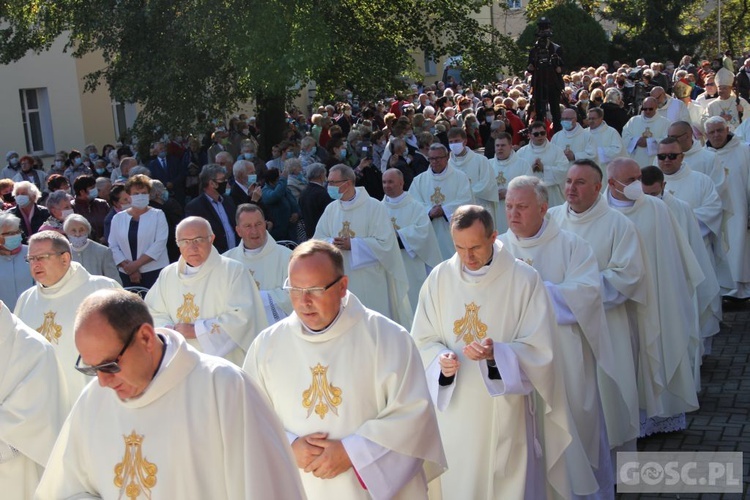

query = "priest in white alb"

[
  {"left": 14, "top": 231, "right": 120, "bottom": 403},
  {"left": 488, "top": 132, "right": 533, "bottom": 232},
  {"left": 651, "top": 86, "right": 691, "bottom": 125},
  {"left": 381, "top": 169, "right": 442, "bottom": 312},
  {"left": 621, "top": 97, "right": 671, "bottom": 167},
  {"left": 243, "top": 241, "right": 447, "bottom": 499},
  {"left": 411, "top": 205, "right": 597, "bottom": 499},
  {"left": 705, "top": 116, "right": 750, "bottom": 298},
  {"left": 548, "top": 160, "right": 646, "bottom": 451},
  {"left": 517, "top": 121, "right": 569, "bottom": 206},
  {"left": 145, "top": 216, "right": 267, "bottom": 366},
  {"left": 500, "top": 176, "right": 617, "bottom": 497},
  {"left": 0, "top": 302, "right": 67, "bottom": 500},
  {"left": 36, "top": 289, "right": 305, "bottom": 500},
  {"left": 314, "top": 164, "right": 412, "bottom": 327},
  {"left": 587, "top": 107, "right": 624, "bottom": 182},
  {"left": 223, "top": 204, "right": 293, "bottom": 324},
  {"left": 704, "top": 68, "right": 750, "bottom": 132},
  {"left": 447, "top": 127, "right": 499, "bottom": 225},
  {"left": 550, "top": 107, "right": 596, "bottom": 167},
  {"left": 606, "top": 158, "right": 701, "bottom": 436},
  {"left": 409, "top": 143, "right": 473, "bottom": 260}
]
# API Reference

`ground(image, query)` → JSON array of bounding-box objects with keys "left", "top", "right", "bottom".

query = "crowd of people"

[{"left": 2, "top": 49, "right": 750, "bottom": 499}]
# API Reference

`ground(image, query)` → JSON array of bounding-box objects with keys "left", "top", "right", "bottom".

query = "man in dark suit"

[
  {"left": 147, "top": 141, "right": 186, "bottom": 203},
  {"left": 298, "top": 163, "right": 332, "bottom": 240},
  {"left": 184, "top": 164, "right": 238, "bottom": 253}
]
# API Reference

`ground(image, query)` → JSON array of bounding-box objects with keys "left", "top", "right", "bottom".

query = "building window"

[
  {"left": 424, "top": 52, "right": 437, "bottom": 76},
  {"left": 111, "top": 100, "right": 137, "bottom": 141},
  {"left": 508, "top": 0, "right": 522, "bottom": 9},
  {"left": 19, "top": 88, "right": 53, "bottom": 154}
]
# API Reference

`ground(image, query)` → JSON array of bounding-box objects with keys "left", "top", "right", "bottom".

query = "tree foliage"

[
  {"left": 517, "top": 1, "right": 610, "bottom": 71},
  {"left": 690, "top": 0, "right": 750, "bottom": 60},
  {"left": 0, "top": 0, "right": 519, "bottom": 152},
  {"left": 602, "top": 0, "right": 703, "bottom": 63}
]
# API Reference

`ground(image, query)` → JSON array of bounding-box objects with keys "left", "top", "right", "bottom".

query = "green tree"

[
  {"left": 690, "top": 0, "right": 750, "bottom": 60},
  {"left": 517, "top": 1, "right": 610, "bottom": 71},
  {"left": 1, "top": 0, "right": 518, "bottom": 155},
  {"left": 601, "top": 0, "right": 703, "bottom": 63}
]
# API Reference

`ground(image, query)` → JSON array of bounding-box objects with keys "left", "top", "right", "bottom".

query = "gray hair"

[
  {"left": 129, "top": 166, "right": 151, "bottom": 177},
  {"left": 300, "top": 136, "right": 316, "bottom": 149},
  {"left": 29, "top": 230, "right": 72, "bottom": 254},
  {"left": 0, "top": 212, "right": 21, "bottom": 231},
  {"left": 507, "top": 175, "right": 549, "bottom": 204},
  {"left": 232, "top": 160, "right": 249, "bottom": 178},
  {"left": 428, "top": 143, "right": 449, "bottom": 155},
  {"left": 150, "top": 179, "right": 166, "bottom": 200},
  {"left": 306, "top": 163, "right": 327, "bottom": 181},
  {"left": 12, "top": 180, "right": 41, "bottom": 201},
  {"left": 95, "top": 177, "right": 112, "bottom": 189},
  {"left": 46, "top": 190, "right": 72, "bottom": 210},
  {"left": 284, "top": 157, "right": 302, "bottom": 174},
  {"left": 705, "top": 115, "right": 728, "bottom": 131},
  {"left": 63, "top": 213, "right": 91, "bottom": 235},
  {"left": 236, "top": 203, "right": 265, "bottom": 221},
  {"left": 329, "top": 164, "right": 356, "bottom": 182},
  {"left": 199, "top": 164, "right": 226, "bottom": 190},
  {"left": 176, "top": 216, "right": 213, "bottom": 237}
]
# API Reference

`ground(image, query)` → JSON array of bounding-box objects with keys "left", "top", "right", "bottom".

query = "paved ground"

[{"left": 617, "top": 300, "right": 750, "bottom": 499}]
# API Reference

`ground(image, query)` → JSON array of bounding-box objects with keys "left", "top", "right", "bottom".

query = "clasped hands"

[{"left": 292, "top": 432, "right": 352, "bottom": 479}]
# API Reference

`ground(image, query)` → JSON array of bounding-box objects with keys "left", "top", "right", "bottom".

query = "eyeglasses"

[
  {"left": 656, "top": 153, "right": 681, "bottom": 160},
  {"left": 327, "top": 179, "right": 349, "bottom": 186},
  {"left": 283, "top": 275, "right": 343, "bottom": 298},
  {"left": 74, "top": 323, "right": 141, "bottom": 376},
  {"left": 176, "top": 236, "right": 209, "bottom": 247},
  {"left": 641, "top": 107, "right": 655, "bottom": 111},
  {"left": 531, "top": 131, "right": 546, "bottom": 137},
  {"left": 668, "top": 132, "right": 689, "bottom": 140},
  {"left": 25, "top": 251, "right": 67, "bottom": 264},
  {"left": 428, "top": 155, "right": 448, "bottom": 162}
]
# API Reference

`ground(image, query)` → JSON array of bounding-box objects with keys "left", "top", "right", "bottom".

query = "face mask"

[
  {"left": 449, "top": 143, "right": 464, "bottom": 155},
  {"left": 120, "top": 203, "right": 131, "bottom": 211},
  {"left": 130, "top": 193, "right": 150, "bottom": 209},
  {"left": 68, "top": 235, "right": 89, "bottom": 249},
  {"left": 162, "top": 191, "right": 169, "bottom": 202},
  {"left": 561, "top": 120, "right": 574, "bottom": 131},
  {"left": 96, "top": 168, "right": 106, "bottom": 175},
  {"left": 297, "top": 173, "right": 306, "bottom": 181},
  {"left": 225, "top": 186, "right": 233, "bottom": 196},
  {"left": 158, "top": 151, "right": 168, "bottom": 159},
  {"left": 339, "top": 149, "right": 347, "bottom": 159},
  {"left": 89, "top": 153, "right": 98, "bottom": 160},
  {"left": 430, "top": 127, "right": 437, "bottom": 135},
  {"left": 344, "top": 110, "right": 352, "bottom": 116},
  {"left": 88, "top": 188, "right": 99, "bottom": 199},
  {"left": 327, "top": 185, "right": 343, "bottom": 200},
  {"left": 54, "top": 160, "right": 63, "bottom": 169},
  {"left": 486, "top": 115, "right": 494, "bottom": 123},
  {"left": 308, "top": 146, "right": 316, "bottom": 156},
  {"left": 9, "top": 157, "right": 18, "bottom": 166},
  {"left": 322, "top": 112, "right": 328, "bottom": 118},
  {"left": 74, "top": 157, "right": 83, "bottom": 166},
  {"left": 286, "top": 151, "right": 295, "bottom": 159},
  {"left": 216, "top": 181, "right": 228, "bottom": 194},
  {"left": 242, "top": 129, "right": 249, "bottom": 135},
  {"left": 14, "top": 195, "right": 30, "bottom": 207},
  {"left": 3, "top": 234, "right": 22, "bottom": 251},
  {"left": 248, "top": 174, "right": 257, "bottom": 184},
  {"left": 61, "top": 208, "right": 74, "bottom": 220},
  {"left": 616, "top": 179, "right": 644, "bottom": 201},
  {"left": 244, "top": 153, "right": 255, "bottom": 160}
]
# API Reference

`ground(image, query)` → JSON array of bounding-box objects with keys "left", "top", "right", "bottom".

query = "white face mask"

[
  {"left": 130, "top": 193, "right": 150, "bottom": 209},
  {"left": 61, "top": 208, "right": 74, "bottom": 220},
  {"left": 616, "top": 179, "right": 644, "bottom": 201},
  {"left": 14, "top": 194, "right": 30, "bottom": 207},
  {"left": 68, "top": 235, "right": 89, "bottom": 248},
  {"left": 448, "top": 143, "right": 464, "bottom": 155}
]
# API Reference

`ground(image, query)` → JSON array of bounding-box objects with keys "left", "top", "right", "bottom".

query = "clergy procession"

[{"left": 5, "top": 52, "right": 750, "bottom": 500}]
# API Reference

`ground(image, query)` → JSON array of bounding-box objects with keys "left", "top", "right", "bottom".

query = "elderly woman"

[
  {"left": 63, "top": 214, "right": 122, "bottom": 284},
  {"left": 12, "top": 155, "right": 48, "bottom": 194},
  {"left": 72, "top": 175, "right": 110, "bottom": 244},
  {"left": 149, "top": 179, "right": 184, "bottom": 263},
  {"left": 108, "top": 174, "right": 169, "bottom": 288},
  {"left": 463, "top": 114, "right": 483, "bottom": 150},
  {"left": 601, "top": 88, "right": 629, "bottom": 134},
  {"left": 0, "top": 212, "right": 34, "bottom": 310},
  {"left": 39, "top": 190, "right": 74, "bottom": 233},
  {"left": 8, "top": 181, "right": 49, "bottom": 244},
  {"left": 284, "top": 158, "right": 307, "bottom": 200}
]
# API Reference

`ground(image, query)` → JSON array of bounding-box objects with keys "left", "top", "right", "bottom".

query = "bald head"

[
  {"left": 641, "top": 97, "right": 658, "bottom": 118},
  {"left": 607, "top": 158, "right": 642, "bottom": 201},
  {"left": 176, "top": 216, "right": 213, "bottom": 238},
  {"left": 382, "top": 168, "right": 405, "bottom": 198}
]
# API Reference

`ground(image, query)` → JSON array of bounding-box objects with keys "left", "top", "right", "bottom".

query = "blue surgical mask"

[
  {"left": 162, "top": 191, "right": 169, "bottom": 202},
  {"left": 286, "top": 151, "right": 295, "bottom": 159},
  {"left": 74, "top": 157, "right": 83, "bottom": 166},
  {"left": 248, "top": 174, "right": 257, "bottom": 184},
  {"left": 88, "top": 188, "right": 99, "bottom": 199},
  {"left": 96, "top": 168, "right": 106, "bottom": 175},
  {"left": 3, "top": 234, "right": 22, "bottom": 251},
  {"left": 244, "top": 153, "right": 255, "bottom": 160},
  {"left": 327, "top": 185, "right": 342, "bottom": 200},
  {"left": 89, "top": 153, "right": 98, "bottom": 160},
  {"left": 561, "top": 120, "right": 574, "bottom": 131},
  {"left": 308, "top": 146, "right": 316, "bottom": 156},
  {"left": 158, "top": 151, "right": 168, "bottom": 159},
  {"left": 339, "top": 149, "right": 347, "bottom": 159}
]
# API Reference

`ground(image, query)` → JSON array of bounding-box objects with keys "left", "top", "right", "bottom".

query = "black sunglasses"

[
  {"left": 656, "top": 153, "right": 681, "bottom": 160},
  {"left": 531, "top": 131, "right": 546, "bottom": 137},
  {"left": 75, "top": 323, "right": 141, "bottom": 376}
]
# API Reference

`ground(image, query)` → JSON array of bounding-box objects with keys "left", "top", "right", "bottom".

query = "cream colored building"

[{"left": 0, "top": 35, "right": 132, "bottom": 161}]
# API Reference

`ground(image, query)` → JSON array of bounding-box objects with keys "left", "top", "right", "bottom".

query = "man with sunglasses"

[
  {"left": 36, "top": 289, "right": 305, "bottom": 500},
  {"left": 622, "top": 96, "right": 671, "bottom": 167},
  {"left": 244, "top": 240, "right": 447, "bottom": 499},
  {"left": 145, "top": 216, "right": 266, "bottom": 366},
  {"left": 516, "top": 121, "right": 569, "bottom": 206},
  {"left": 14, "top": 230, "right": 120, "bottom": 404}
]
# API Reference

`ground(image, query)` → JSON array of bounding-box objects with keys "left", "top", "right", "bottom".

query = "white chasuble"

[
  {"left": 588, "top": 123, "right": 625, "bottom": 182},
  {"left": 382, "top": 193, "right": 443, "bottom": 312},
  {"left": 549, "top": 198, "right": 647, "bottom": 447},
  {"left": 244, "top": 292, "right": 447, "bottom": 500},
  {"left": 449, "top": 148, "right": 500, "bottom": 225},
  {"left": 36, "top": 330, "right": 305, "bottom": 500},
  {"left": 550, "top": 125, "right": 596, "bottom": 163},
  {"left": 606, "top": 193, "right": 701, "bottom": 418},
  {"left": 621, "top": 114, "right": 671, "bottom": 167},
  {"left": 411, "top": 241, "right": 598, "bottom": 500},
  {"left": 409, "top": 165, "right": 474, "bottom": 260},
  {"left": 145, "top": 247, "right": 267, "bottom": 366},
  {"left": 489, "top": 153, "right": 533, "bottom": 232},
  {"left": 0, "top": 303, "right": 67, "bottom": 500},
  {"left": 706, "top": 136, "right": 750, "bottom": 297},
  {"left": 223, "top": 232, "right": 293, "bottom": 324},
  {"left": 656, "top": 96, "right": 691, "bottom": 124},
  {"left": 14, "top": 262, "right": 120, "bottom": 403},
  {"left": 314, "top": 187, "right": 413, "bottom": 327},
  {"left": 499, "top": 219, "right": 619, "bottom": 494},
  {"left": 516, "top": 141, "right": 569, "bottom": 206}
]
